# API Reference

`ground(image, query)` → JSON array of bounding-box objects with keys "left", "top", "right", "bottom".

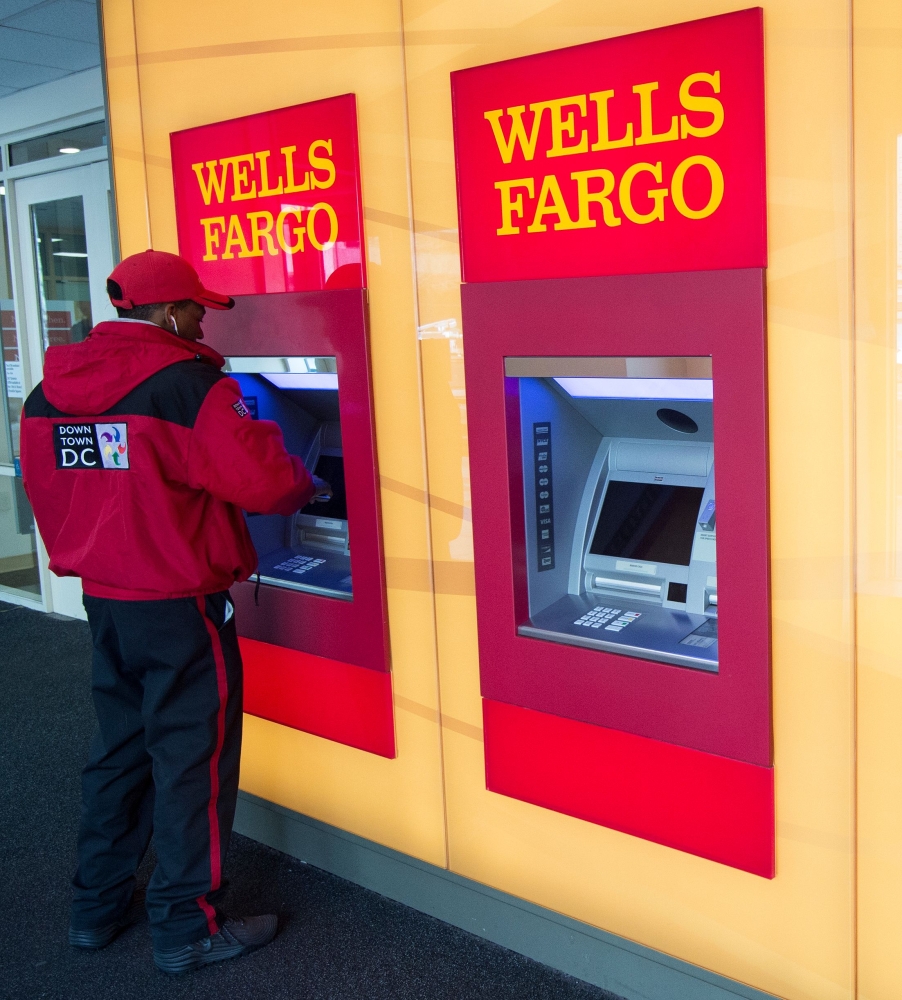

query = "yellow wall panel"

[
  {"left": 853, "top": 0, "right": 902, "bottom": 996},
  {"left": 403, "top": 2, "right": 854, "bottom": 998},
  {"left": 100, "top": 0, "right": 151, "bottom": 255}
]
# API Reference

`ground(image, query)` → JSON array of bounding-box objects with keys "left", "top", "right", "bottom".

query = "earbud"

[{"left": 171, "top": 315, "right": 179, "bottom": 337}]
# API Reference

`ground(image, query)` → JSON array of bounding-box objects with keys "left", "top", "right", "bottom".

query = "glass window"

[
  {"left": 8, "top": 122, "right": 107, "bottom": 167},
  {"left": 31, "top": 196, "right": 94, "bottom": 349},
  {"left": 0, "top": 192, "right": 23, "bottom": 462},
  {"left": 0, "top": 476, "right": 40, "bottom": 598},
  {"left": 0, "top": 192, "right": 40, "bottom": 602}
]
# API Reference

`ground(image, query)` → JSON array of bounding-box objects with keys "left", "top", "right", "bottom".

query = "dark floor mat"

[{"left": 0, "top": 601, "right": 623, "bottom": 1000}]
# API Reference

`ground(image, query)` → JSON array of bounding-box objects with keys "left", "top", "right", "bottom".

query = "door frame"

[{"left": 5, "top": 159, "right": 117, "bottom": 617}]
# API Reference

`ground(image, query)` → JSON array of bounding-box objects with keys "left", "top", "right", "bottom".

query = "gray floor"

[{"left": 0, "top": 600, "right": 624, "bottom": 1000}]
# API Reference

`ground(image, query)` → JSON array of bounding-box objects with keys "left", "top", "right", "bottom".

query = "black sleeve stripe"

[{"left": 23, "top": 360, "right": 228, "bottom": 428}]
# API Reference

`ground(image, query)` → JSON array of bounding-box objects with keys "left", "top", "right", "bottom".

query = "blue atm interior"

[
  {"left": 511, "top": 360, "right": 718, "bottom": 672},
  {"left": 228, "top": 360, "right": 352, "bottom": 601}
]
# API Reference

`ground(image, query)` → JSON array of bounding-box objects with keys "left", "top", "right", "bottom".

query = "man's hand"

[{"left": 311, "top": 476, "right": 333, "bottom": 502}]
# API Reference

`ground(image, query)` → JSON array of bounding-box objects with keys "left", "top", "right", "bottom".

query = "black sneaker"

[
  {"left": 153, "top": 915, "right": 278, "bottom": 975},
  {"left": 69, "top": 919, "right": 130, "bottom": 950},
  {"left": 69, "top": 889, "right": 147, "bottom": 950}
]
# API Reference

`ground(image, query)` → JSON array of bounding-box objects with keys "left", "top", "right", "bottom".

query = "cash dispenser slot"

[
  {"left": 298, "top": 528, "right": 347, "bottom": 549},
  {"left": 225, "top": 356, "right": 353, "bottom": 601},
  {"left": 590, "top": 576, "right": 664, "bottom": 599},
  {"left": 510, "top": 358, "right": 719, "bottom": 672}
]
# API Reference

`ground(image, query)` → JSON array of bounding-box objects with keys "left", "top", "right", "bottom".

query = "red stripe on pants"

[{"left": 196, "top": 596, "right": 229, "bottom": 936}]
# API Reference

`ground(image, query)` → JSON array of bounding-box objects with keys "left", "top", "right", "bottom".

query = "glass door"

[
  {"left": 13, "top": 162, "right": 117, "bottom": 618},
  {"left": 0, "top": 188, "right": 41, "bottom": 605}
]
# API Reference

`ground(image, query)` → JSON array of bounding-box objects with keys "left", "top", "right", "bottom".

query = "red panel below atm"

[
  {"left": 483, "top": 699, "right": 774, "bottom": 877},
  {"left": 240, "top": 637, "right": 396, "bottom": 758}
]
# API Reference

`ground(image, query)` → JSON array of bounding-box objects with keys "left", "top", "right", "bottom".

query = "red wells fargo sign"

[
  {"left": 170, "top": 94, "right": 365, "bottom": 295},
  {"left": 451, "top": 9, "right": 766, "bottom": 283}
]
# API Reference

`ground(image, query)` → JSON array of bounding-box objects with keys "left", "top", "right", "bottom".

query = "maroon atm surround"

[
  {"left": 202, "top": 289, "right": 390, "bottom": 675},
  {"left": 463, "top": 268, "right": 771, "bottom": 768}
]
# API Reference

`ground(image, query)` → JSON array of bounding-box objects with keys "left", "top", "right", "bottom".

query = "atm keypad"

[
  {"left": 273, "top": 554, "right": 327, "bottom": 576},
  {"left": 573, "top": 607, "right": 641, "bottom": 631}
]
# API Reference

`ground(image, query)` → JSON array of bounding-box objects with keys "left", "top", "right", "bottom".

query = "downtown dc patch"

[{"left": 53, "top": 422, "right": 130, "bottom": 470}]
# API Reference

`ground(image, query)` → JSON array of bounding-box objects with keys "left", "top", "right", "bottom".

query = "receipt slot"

[{"left": 512, "top": 359, "right": 719, "bottom": 672}]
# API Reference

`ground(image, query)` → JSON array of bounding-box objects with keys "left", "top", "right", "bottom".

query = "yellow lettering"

[
  {"left": 199, "top": 217, "right": 226, "bottom": 260},
  {"left": 307, "top": 203, "right": 338, "bottom": 250},
  {"left": 679, "top": 72, "right": 723, "bottom": 139},
  {"left": 309, "top": 139, "right": 336, "bottom": 189},
  {"left": 220, "top": 214, "right": 252, "bottom": 259},
  {"left": 254, "top": 150, "right": 284, "bottom": 197},
  {"left": 527, "top": 175, "right": 580, "bottom": 232},
  {"left": 484, "top": 107, "right": 546, "bottom": 164},
  {"left": 589, "top": 90, "right": 634, "bottom": 151},
  {"left": 532, "top": 96, "right": 588, "bottom": 158},
  {"left": 571, "top": 169, "right": 621, "bottom": 228},
  {"left": 246, "top": 211, "right": 278, "bottom": 256},
  {"left": 219, "top": 154, "right": 257, "bottom": 201},
  {"left": 276, "top": 208, "right": 305, "bottom": 253},
  {"left": 670, "top": 156, "right": 724, "bottom": 219},
  {"left": 619, "top": 162, "right": 668, "bottom": 224},
  {"left": 632, "top": 82, "right": 678, "bottom": 146},
  {"left": 191, "top": 161, "right": 230, "bottom": 206},
  {"left": 494, "top": 178, "right": 535, "bottom": 234},
  {"left": 281, "top": 146, "right": 310, "bottom": 193}
]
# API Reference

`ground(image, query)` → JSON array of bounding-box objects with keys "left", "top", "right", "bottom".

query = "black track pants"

[{"left": 72, "top": 591, "right": 243, "bottom": 949}]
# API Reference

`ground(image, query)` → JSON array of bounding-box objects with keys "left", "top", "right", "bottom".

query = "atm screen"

[
  {"left": 303, "top": 454, "right": 347, "bottom": 521},
  {"left": 590, "top": 482, "right": 704, "bottom": 566}
]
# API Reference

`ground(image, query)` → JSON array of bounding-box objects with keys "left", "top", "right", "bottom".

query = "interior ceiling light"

[
  {"left": 553, "top": 377, "right": 713, "bottom": 401},
  {"left": 261, "top": 372, "right": 339, "bottom": 390},
  {"left": 53, "top": 252, "right": 89, "bottom": 258},
  {"left": 59, "top": 147, "right": 81, "bottom": 154}
]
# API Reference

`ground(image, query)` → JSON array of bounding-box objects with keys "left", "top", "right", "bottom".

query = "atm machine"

[
  {"left": 169, "top": 88, "right": 392, "bottom": 754},
  {"left": 225, "top": 356, "right": 353, "bottom": 601},
  {"left": 459, "top": 270, "right": 772, "bottom": 775},
  {"left": 511, "top": 359, "right": 718, "bottom": 672}
]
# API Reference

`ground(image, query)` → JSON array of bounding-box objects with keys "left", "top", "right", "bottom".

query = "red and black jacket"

[{"left": 21, "top": 319, "right": 315, "bottom": 601}]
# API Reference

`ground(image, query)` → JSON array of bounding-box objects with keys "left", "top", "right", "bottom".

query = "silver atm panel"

[{"left": 511, "top": 359, "right": 718, "bottom": 672}]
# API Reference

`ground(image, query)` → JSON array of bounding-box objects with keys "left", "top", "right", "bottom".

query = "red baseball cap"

[{"left": 107, "top": 250, "right": 234, "bottom": 310}]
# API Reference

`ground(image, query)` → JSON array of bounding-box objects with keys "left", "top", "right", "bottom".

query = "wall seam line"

[
  {"left": 129, "top": 0, "right": 152, "bottom": 248},
  {"left": 849, "top": 0, "right": 859, "bottom": 993},
  {"left": 395, "top": 0, "right": 451, "bottom": 871},
  {"left": 95, "top": 0, "right": 120, "bottom": 264}
]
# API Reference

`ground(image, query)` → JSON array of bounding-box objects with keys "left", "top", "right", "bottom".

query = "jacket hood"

[{"left": 41, "top": 320, "right": 225, "bottom": 415}]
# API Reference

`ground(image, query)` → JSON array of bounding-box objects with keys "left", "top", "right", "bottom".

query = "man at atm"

[{"left": 21, "top": 250, "right": 328, "bottom": 974}]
